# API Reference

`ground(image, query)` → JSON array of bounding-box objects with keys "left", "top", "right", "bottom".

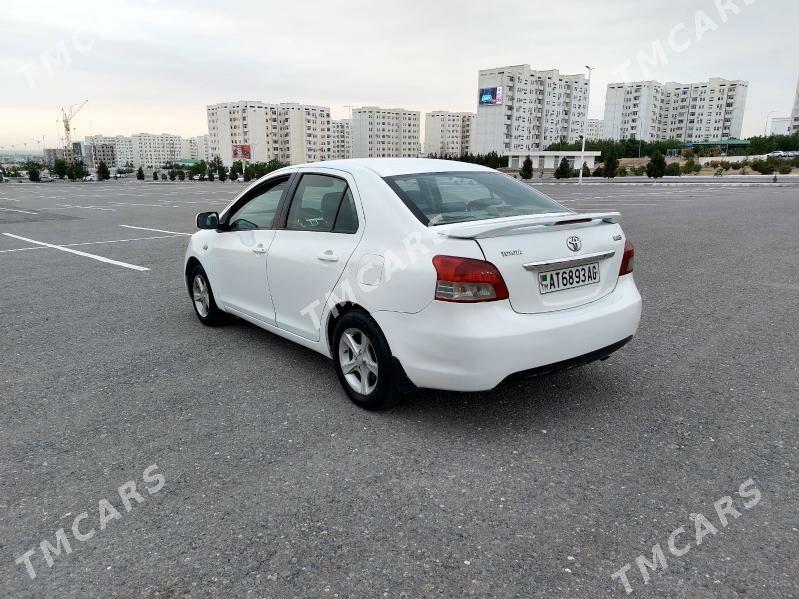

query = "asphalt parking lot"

[{"left": 1, "top": 179, "right": 797, "bottom": 598}]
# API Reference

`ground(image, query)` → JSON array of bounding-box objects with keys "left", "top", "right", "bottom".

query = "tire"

[
  {"left": 332, "top": 310, "right": 401, "bottom": 410},
  {"left": 188, "top": 265, "right": 227, "bottom": 326}
]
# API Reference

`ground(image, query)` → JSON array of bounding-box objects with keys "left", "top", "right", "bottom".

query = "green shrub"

[
  {"left": 664, "top": 162, "right": 681, "bottom": 176},
  {"left": 618, "top": 166, "right": 628, "bottom": 177},
  {"left": 777, "top": 164, "right": 793, "bottom": 175},
  {"left": 592, "top": 166, "right": 605, "bottom": 177},
  {"left": 729, "top": 162, "right": 742, "bottom": 170},
  {"left": 720, "top": 161, "right": 731, "bottom": 171}
]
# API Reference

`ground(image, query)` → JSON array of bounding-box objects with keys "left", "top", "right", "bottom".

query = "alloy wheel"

[{"left": 338, "top": 327, "right": 379, "bottom": 395}]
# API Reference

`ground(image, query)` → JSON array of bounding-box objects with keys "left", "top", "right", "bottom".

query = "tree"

[
  {"left": 646, "top": 151, "right": 667, "bottom": 178},
  {"left": 152, "top": 171, "right": 158, "bottom": 181},
  {"left": 27, "top": 161, "right": 41, "bottom": 182},
  {"left": 160, "top": 173, "right": 167, "bottom": 181},
  {"left": 554, "top": 157, "right": 572, "bottom": 179},
  {"left": 519, "top": 155, "right": 533, "bottom": 180},
  {"left": 97, "top": 161, "right": 111, "bottom": 180},
  {"left": 581, "top": 162, "right": 590, "bottom": 178},
  {"left": 207, "top": 168, "right": 215, "bottom": 182},
  {"left": 168, "top": 169, "right": 177, "bottom": 181},
  {"left": 177, "top": 170, "right": 185, "bottom": 181},
  {"left": 136, "top": 166, "right": 145, "bottom": 180},
  {"left": 53, "top": 159, "right": 68, "bottom": 179},
  {"left": 67, "top": 161, "right": 89, "bottom": 181},
  {"left": 604, "top": 152, "right": 619, "bottom": 178},
  {"left": 218, "top": 165, "right": 228, "bottom": 182}
]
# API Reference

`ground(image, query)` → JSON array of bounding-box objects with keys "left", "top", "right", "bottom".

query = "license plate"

[{"left": 538, "top": 262, "right": 600, "bottom": 294}]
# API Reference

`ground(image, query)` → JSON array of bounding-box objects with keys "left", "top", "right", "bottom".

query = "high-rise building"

[
  {"left": 42, "top": 148, "right": 65, "bottom": 166},
  {"left": 586, "top": 119, "right": 604, "bottom": 141},
  {"left": 193, "top": 135, "right": 212, "bottom": 162},
  {"left": 424, "top": 111, "right": 475, "bottom": 156},
  {"left": 207, "top": 101, "right": 331, "bottom": 166},
  {"left": 474, "top": 65, "right": 589, "bottom": 155},
  {"left": 791, "top": 75, "right": 799, "bottom": 134},
  {"left": 85, "top": 143, "right": 117, "bottom": 168},
  {"left": 602, "top": 78, "right": 748, "bottom": 142},
  {"left": 85, "top": 135, "right": 133, "bottom": 166},
  {"left": 331, "top": 119, "right": 352, "bottom": 160},
  {"left": 768, "top": 117, "right": 791, "bottom": 136},
  {"left": 351, "top": 107, "right": 420, "bottom": 158}
]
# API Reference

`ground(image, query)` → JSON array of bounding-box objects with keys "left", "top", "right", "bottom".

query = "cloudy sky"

[{"left": 0, "top": 0, "right": 795, "bottom": 151}]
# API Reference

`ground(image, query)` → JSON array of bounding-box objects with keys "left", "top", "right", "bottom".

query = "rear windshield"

[{"left": 384, "top": 171, "right": 566, "bottom": 225}]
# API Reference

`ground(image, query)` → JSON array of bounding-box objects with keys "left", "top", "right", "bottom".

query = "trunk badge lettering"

[{"left": 501, "top": 250, "right": 523, "bottom": 257}]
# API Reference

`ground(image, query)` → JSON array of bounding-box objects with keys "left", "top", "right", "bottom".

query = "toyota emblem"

[{"left": 566, "top": 235, "right": 582, "bottom": 252}]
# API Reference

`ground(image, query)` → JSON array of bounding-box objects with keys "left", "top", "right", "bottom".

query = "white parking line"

[
  {"left": 0, "top": 206, "right": 38, "bottom": 214},
  {"left": 2, "top": 233, "right": 150, "bottom": 271},
  {"left": 0, "top": 234, "right": 185, "bottom": 254},
  {"left": 119, "top": 225, "right": 192, "bottom": 235}
]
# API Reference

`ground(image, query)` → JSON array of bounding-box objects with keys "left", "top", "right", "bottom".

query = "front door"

[
  {"left": 210, "top": 175, "right": 290, "bottom": 325},
  {"left": 268, "top": 170, "right": 362, "bottom": 340}
]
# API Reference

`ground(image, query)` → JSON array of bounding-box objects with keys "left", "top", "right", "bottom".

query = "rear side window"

[
  {"left": 384, "top": 171, "right": 565, "bottom": 226},
  {"left": 287, "top": 174, "right": 358, "bottom": 233}
]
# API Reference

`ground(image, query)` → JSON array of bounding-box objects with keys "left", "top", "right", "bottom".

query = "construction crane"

[{"left": 59, "top": 100, "right": 88, "bottom": 163}]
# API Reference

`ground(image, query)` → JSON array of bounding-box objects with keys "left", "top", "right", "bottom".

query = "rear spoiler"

[{"left": 433, "top": 212, "right": 621, "bottom": 239}]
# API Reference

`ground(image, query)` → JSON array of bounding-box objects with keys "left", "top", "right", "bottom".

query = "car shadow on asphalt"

[{"left": 221, "top": 316, "right": 636, "bottom": 435}]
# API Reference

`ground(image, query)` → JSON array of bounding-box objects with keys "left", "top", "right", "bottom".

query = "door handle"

[
  {"left": 317, "top": 250, "right": 339, "bottom": 262},
  {"left": 252, "top": 245, "right": 267, "bottom": 254}
]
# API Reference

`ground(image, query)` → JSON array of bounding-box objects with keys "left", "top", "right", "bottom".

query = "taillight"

[
  {"left": 432, "top": 255, "right": 509, "bottom": 302},
  {"left": 619, "top": 240, "right": 634, "bottom": 275}
]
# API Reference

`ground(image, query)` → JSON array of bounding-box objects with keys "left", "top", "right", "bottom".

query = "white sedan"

[{"left": 185, "top": 159, "right": 641, "bottom": 409}]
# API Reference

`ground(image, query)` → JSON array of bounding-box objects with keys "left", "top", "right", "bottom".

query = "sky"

[{"left": 0, "top": 0, "right": 796, "bottom": 151}]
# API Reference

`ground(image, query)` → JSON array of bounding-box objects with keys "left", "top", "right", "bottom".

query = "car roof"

[{"left": 293, "top": 158, "right": 496, "bottom": 178}]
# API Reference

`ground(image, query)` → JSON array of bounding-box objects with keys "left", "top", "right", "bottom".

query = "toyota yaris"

[{"left": 185, "top": 159, "right": 641, "bottom": 409}]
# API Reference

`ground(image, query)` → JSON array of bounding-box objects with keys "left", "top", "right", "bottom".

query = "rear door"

[{"left": 268, "top": 169, "right": 363, "bottom": 341}]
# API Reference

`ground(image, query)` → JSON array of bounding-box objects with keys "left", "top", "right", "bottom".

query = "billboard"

[
  {"left": 232, "top": 144, "right": 252, "bottom": 160},
  {"left": 479, "top": 86, "right": 503, "bottom": 105}
]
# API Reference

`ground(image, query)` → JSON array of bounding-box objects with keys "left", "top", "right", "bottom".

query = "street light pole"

[{"left": 578, "top": 65, "right": 594, "bottom": 185}]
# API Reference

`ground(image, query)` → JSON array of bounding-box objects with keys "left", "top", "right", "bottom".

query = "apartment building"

[
  {"left": 207, "top": 101, "right": 331, "bottom": 166},
  {"left": 351, "top": 107, "right": 420, "bottom": 159},
  {"left": 42, "top": 148, "right": 65, "bottom": 166},
  {"left": 331, "top": 119, "right": 352, "bottom": 160},
  {"left": 85, "top": 143, "right": 117, "bottom": 168},
  {"left": 193, "top": 135, "right": 212, "bottom": 162},
  {"left": 768, "top": 117, "right": 791, "bottom": 136},
  {"left": 474, "top": 65, "right": 589, "bottom": 155},
  {"left": 586, "top": 118, "right": 604, "bottom": 141},
  {"left": 603, "top": 81, "right": 664, "bottom": 142},
  {"left": 791, "top": 75, "right": 799, "bottom": 134},
  {"left": 602, "top": 78, "right": 748, "bottom": 142},
  {"left": 424, "top": 111, "right": 475, "bottom": 156},
  {"left": 84, "top": 135, "right": 133, "bottom": 167}
]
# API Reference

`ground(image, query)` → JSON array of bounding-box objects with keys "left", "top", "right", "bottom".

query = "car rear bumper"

[{"left": 373, "top": 275, "right": 642, "bottom": 392}]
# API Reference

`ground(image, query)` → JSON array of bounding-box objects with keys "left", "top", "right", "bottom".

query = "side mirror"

[{"left": 196, "top": 211, "right": 219, "bottom": 229}]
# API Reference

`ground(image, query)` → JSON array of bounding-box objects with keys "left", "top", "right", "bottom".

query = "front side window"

[
  {"left": 227, "top": 177, "right": 289, "bottom": 231},
  {"left": 384, "top": 171, "right": 565, "bottom": 226},
  {"left": 287, "top": 174, "right": 357, "bottom": 233}
]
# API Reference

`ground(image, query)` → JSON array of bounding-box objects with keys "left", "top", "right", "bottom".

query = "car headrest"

[{"left": 321, "top": 192, "right": 342, "bottom": 225}]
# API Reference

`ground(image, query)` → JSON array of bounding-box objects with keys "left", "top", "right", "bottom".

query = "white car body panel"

[{"left": 184, "top": 159, "right": 642, "bottom": 392}]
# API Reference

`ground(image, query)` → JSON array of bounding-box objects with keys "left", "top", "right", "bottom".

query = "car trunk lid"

[{"left": 433, "top": 212, "right": 626, "bottom": 314}]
